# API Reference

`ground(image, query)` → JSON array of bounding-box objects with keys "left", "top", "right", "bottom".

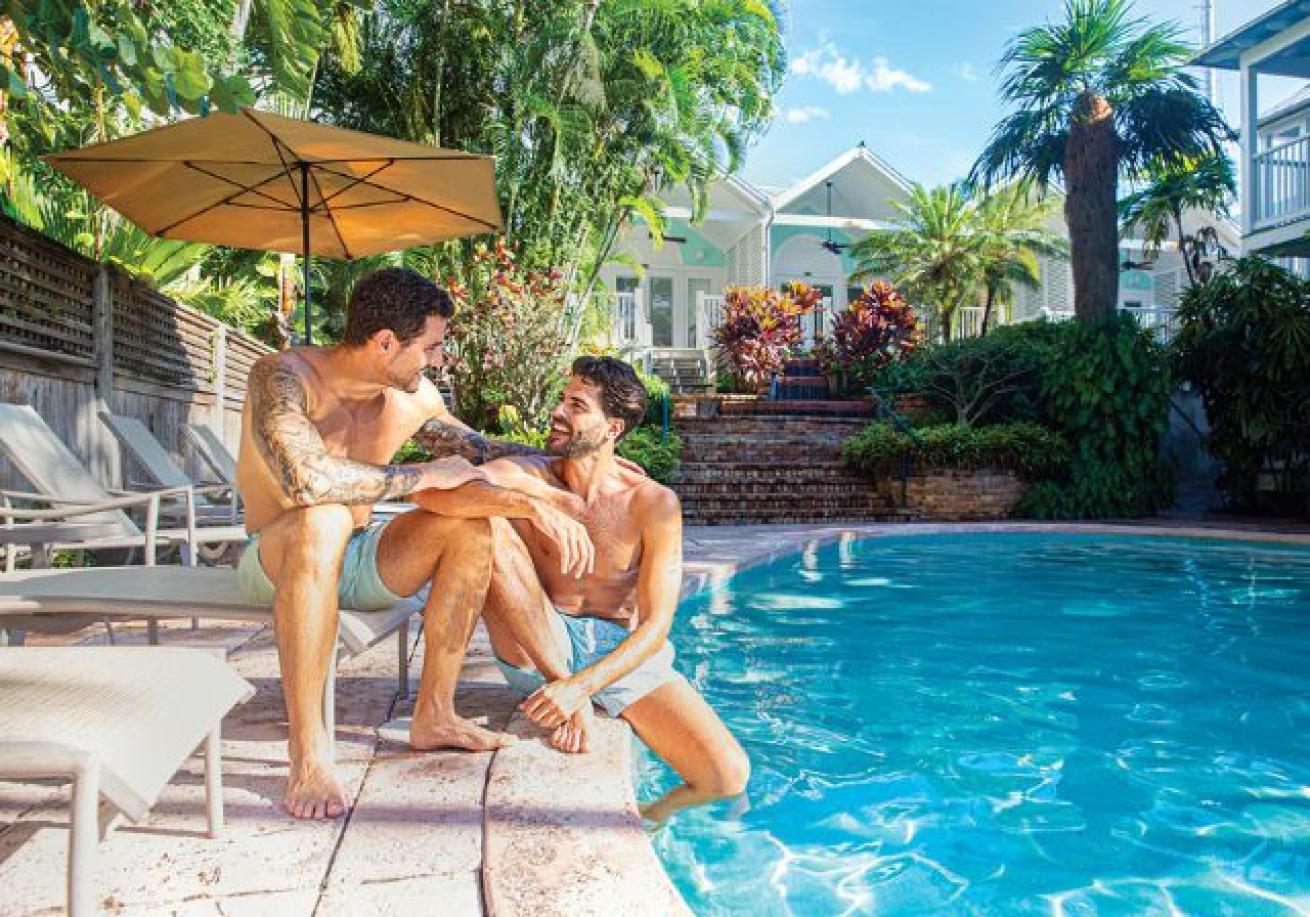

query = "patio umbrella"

[{"left": 45, "top": 108, "right": 502, "bottom": 343}]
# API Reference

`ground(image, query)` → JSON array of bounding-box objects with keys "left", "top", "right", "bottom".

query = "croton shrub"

[{"left": 712, "top": 282, "right": 820, "bottom": 391}]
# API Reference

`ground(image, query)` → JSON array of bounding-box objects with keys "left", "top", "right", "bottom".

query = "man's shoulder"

[{"left": 632, "top": 476, "right": 680, "bottom": 521}]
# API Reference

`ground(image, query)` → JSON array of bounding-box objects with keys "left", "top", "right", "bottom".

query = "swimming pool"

[{"left": 638, "top": 533, "right": 1310, "bottom": 915}]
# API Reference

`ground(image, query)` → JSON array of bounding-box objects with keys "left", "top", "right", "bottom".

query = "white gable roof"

[{"left": 770, "top": 145, "right": 914, "bottom": 214}]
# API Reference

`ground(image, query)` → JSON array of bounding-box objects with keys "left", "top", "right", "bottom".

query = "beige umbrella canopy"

[{"left": 45, "top": 108, "right": 502, "bottom": 342}]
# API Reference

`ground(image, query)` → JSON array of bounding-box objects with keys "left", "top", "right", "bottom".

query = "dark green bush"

[
  {"left": 876, "top": 321, "right": 1062, "bottom": 427},
  {"left": 1172, "top": 257, "right": 1310, "bottom": 513},
  {"left": 1017, "top": 313, "right": 1174, "bottom": 518},
  {"left": 842, "top": 421, "right": 1069, "bottom": 480},
  {"left": 617, "top": 426, "right": 682, "bottom": 483},
  {"left": 636, "top": 366, "right": 672, "bottom": 428}
]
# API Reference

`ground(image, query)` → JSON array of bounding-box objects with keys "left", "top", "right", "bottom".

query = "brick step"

[
  {"left": 675, "top": 481, "right": 875, "bottom": 498},
  {"left": 718, "top": 400, "right": 874, "bottom": 418},
  {"left": 782, "top": 359, "right": 822, "bottom": 375},
  {"left": 680, "top": 448, "right": 846, "bottom": 465},
  {"left": 684, "top": 508, "right": 921, "bottom": 525},
  {"left": 680, "top": 495, "right": 893, "bottom": 514},
  {"left": 673, "top": 416, "right": 870, "bottom": 433},
  {"left": 674, "top": 463, "right": 869, "bottom": 485}
]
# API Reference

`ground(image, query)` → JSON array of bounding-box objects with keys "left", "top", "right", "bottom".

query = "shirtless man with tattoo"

[
  {"left": 236, "top": 268, "right": 594, "bottom": 820},
  {"left": 417, "top": 357, "right": 751, "bottom": 822}
]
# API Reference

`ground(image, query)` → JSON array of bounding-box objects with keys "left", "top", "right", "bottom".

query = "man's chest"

[{"left": 311, "top": 399, "right": 416, "bottom": 463}]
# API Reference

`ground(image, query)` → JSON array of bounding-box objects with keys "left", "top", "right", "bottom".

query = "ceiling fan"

[{"left": 819, "top": 180, "right": 848, "bottom": 254}]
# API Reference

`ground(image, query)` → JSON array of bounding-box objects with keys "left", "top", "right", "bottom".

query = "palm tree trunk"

[
  {"left": 1174, "top": 205, "right": 1196, "bottom": 288},
  {"left": 1064, "top": 93, "right": 1119, "bottom": 321},
  {"left": 980, "top": 285, "right": 996, "bottom": 337}
]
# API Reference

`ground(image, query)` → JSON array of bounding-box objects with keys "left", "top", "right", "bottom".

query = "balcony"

[{"left": 1254, "top": 135, "right": 1310, "bottom": 231}]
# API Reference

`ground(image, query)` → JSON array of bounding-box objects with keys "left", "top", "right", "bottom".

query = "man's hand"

[
  {"left": 521, "top": 676, "right": 590, "bottom": 729},
  {"left": 418, "top": 455, "right": 488, "bottom": 490},
  {"left": 550, "top": 706, "right": 592, "bottom": 754},
  {"left": 529, "top": 502, "right": 594, "bottom": 578}
]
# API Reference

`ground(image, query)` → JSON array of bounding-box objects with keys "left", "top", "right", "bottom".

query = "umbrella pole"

[{"left": 300, "top": 161, "right": 313, "bottom": 346}]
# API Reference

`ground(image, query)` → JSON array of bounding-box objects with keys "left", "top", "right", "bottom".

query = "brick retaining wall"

[{"left": 880, "top": 468, "right": 1029, "bottom": 521}]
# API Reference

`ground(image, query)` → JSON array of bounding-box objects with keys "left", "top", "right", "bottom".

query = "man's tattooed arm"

[
  {"left": 249, "top": 357, "right": 427, "bottom": 506},
  {"left": 413, "top": 419, "right": 542, "bottom": 464}
]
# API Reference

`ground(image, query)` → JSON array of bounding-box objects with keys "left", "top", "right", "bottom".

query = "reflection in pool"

[{"left": 638, "top": 534, "right": 1310, "bottom": 915}]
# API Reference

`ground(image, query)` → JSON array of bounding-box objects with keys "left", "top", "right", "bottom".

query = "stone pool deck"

[{"left": 3, "top": 520, "right": 1308, "bottom": 915}]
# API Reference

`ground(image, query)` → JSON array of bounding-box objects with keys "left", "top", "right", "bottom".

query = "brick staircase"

[{"left": 672, "top": 401, "right": 921, "bottom": 526}]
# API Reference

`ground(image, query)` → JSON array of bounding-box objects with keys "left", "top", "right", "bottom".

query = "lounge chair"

[
  {"left": 0, "top": 565, "right": 422, "bottom": 749},
  {"left": 100, "top": 412, "right": 241, "bottom": 524},
  {"left": 0, "top": 646, "right": 253, "bottom": 917},
  {"left": 0, "top": 403, "right": 246, "bottom": 567}
]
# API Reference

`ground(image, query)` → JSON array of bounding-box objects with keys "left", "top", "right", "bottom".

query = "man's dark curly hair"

[
  {"left": 571, "top": 356, "right": 647, "bottom": 440},
  {"left": 342, "top": 267, "right": 454, "bottom": 346}
]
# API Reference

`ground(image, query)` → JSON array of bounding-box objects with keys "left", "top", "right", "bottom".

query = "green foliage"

[
  {"left": 1017, "top": 313, "right": 1174, "bottom": 518},
  {"left": 444, "top": 241, "right": 574, "bottom": 431},
  {"left": 886, "top": 321, "right": 1063, "bottom": 427},
  {"left": 1172, "top": 257, "right": 1310, "bottom": 511},
  {"left": 635, "top": 366, "right": 671, "bottom": 428},
  {"left": 843, "top": 421, "right": 1069, "bottom": 480},
  {"left": 617, "top": 426, "right": 681, "bottom": 484}
]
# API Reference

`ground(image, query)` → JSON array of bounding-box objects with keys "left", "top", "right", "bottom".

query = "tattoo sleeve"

[
  {"left": 248, "top": 358, "right": 426, "bottom": 506},
  {"left": 413, "top": 419, "right": 542, "bottom": 464}
]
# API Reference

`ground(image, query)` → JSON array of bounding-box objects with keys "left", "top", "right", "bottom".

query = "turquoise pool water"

[{"left": 637, "top": 534, "right": 1310, "bottom": 915}]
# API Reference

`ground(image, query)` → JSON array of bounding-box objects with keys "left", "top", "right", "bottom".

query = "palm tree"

[
  {"left": 850, "top": 183, "right": 982, "bottom": 340},
  {"left": 972, "top": 0, "right": 1231, "bottom": 321},
  {"left": 1118, "top": 151, "right": 1235, "bottom": 287},
  {"left": 974, "top": 185, "right": 1069, "bottom": 334}
]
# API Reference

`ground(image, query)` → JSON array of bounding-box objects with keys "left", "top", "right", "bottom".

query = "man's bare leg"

[
  {"left": 253, "top": 504, "right": 355, "bottom": 820},
  {"left": 622, "top": 680, "right": 750, "bottom": 824},
  {"left": 480, "top": 520, "right": 592, "bottom": 753},
  {"left": 374, "top": 511, "right": 511, "bottom": 751}
]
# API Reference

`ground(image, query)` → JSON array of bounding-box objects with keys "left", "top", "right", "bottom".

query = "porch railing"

[
  {"left": 1254, "top": 136, "right": 1310, "bottom": 230},
  {"left": 694, "top": 292, "right": 725, "bottom": 351}
]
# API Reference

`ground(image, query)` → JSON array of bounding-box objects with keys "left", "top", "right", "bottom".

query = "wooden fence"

[{"left": 0, "top": 215, "right": 271, "bottom": 491}]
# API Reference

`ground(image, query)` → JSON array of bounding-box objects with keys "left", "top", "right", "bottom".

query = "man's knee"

[
  {"left": 705, "top": 747, "right": 751, "bottom": 797},
  {"left": 290, "top": 503, "right": 355, "bottom": 546}
]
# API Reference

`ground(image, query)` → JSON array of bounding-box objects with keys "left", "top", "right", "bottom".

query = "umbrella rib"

[
  {"left": 313, "top": 162, "right": 500, "bottom": 232},
  {"left": 307, "top": 167, "right": 353, "bottom": 260},
  {"left": 313, "top": 160, "right": 399, "bottom": 210},
  {"left": 184, "top": 162, "right": 298, "bottom": 210},
  {"left": 153, "top": 163, "right": 296, "bottom": 236}
]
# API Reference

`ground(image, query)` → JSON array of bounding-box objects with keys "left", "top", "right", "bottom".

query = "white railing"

[
  {"left": 1032, "top": 304, "right": 1177, "bottom": 342},
  {"left": 695, "top": 292, "right": 725, "bottom": 351},
  {"left": 609, "top": 290, "right": 653, "bottom": 369},
  {"left": 953, "top": 307, "right": 984, "bottom": 340},
  {"left": 800, "top": 297, "right": 834, "bottom": 347},
  {"left": 1254, "top": 136, "right": 1310, "bottom": 229}
]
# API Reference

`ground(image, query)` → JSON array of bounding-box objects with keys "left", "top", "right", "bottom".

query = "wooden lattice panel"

[
  {"left": 0, "top": 218, "right": 96, "bottom": 360},
  {"left": 112, "top": 277, "right": 219, "bottom": 389}
]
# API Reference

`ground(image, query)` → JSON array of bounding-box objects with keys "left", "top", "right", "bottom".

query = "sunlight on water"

[{"left": 637, "top": 534, "right": 1310, "bottom": 916}]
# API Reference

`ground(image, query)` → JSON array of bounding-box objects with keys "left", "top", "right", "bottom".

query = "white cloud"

[
  {"left": 790, "top": 43, "right": 932, "bottom": 95},
  {"left": 783, "top": 106, "right": 831, "bottom": 124},
  {"left": 955, "top": 62, "right": 978, "bottom": 83}
]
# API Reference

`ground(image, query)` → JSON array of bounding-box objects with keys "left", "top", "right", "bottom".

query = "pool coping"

[{"left": 591, "top": 519, "right": 1310, "bottom": 913}]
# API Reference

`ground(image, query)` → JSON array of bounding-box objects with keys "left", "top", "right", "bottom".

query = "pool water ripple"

[{"left": 638, "top": 534, "right": 1310, "bottom": 915}]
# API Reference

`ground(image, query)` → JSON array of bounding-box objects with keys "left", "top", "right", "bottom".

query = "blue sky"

[{"left": 741, "top": 0, "right": 1294, "bottom": 192}]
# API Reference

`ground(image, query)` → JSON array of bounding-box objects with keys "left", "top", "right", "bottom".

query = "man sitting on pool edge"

[{"left": 415, "top": 356, "right": 750, "bottom": 821}]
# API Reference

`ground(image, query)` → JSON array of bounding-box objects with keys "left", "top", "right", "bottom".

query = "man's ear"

[
  {"left": 374, "top": 329, "right": 397, "bottom": 354},
  {"left": 608, "top": 417, "right": 625, "bottom": 441}
]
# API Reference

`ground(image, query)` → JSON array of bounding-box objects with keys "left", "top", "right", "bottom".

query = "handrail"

[
  {"left": 868, "top": 386, "right": 923, "bottom": 507},
  {"left": 1254, "top": 134, "right": 1310, "bottom": 162}
]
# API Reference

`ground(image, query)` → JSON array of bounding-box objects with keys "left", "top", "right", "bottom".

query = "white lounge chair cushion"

[
  {"left": 0, "top": 567, "right": 424, "bottom": 657},
  {"left": 0, "top": 647, "right": 253, "bottom": 821}
]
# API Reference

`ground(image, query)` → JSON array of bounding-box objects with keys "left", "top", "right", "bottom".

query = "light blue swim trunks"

[
  {"left": 495, "top": 610, "right": 685, "bottom": 717},
  {"left": 236, "top": 521, "right": 402, "bottom": 611}
]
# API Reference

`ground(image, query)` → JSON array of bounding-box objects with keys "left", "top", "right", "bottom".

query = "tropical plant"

[
  {"left": 443, "top": 240, "right": 575, "bottom": 431},
  {"left": 843, "top": 421, "right": 1070, "bottom": 481},
  {"left": 712, "top": 282, "right": 820, "bottom": 391},
  {"left": 817, "top": 281, "right": 922, "bottom": 394},
  {"left": 1118, "top": 151, "right": 1235, "bottom": 287},
  {"left": 1172, "top": 257, "right": 1310, "bottom": 513},
  {"left": 1019, "top": 313, "right": 1174, "bottom": 517},
  {"left": 972, "top": 0, "right": 1231, "bottom": 321},
  {"left": 850, "top": 183, "right": 981, "bottom": 340},
  {"left": 974, "top": 183, "right": 1068, "bottom": 334},
  {"left": 617, "top": 426, "right": 682, "bottom": 484}
]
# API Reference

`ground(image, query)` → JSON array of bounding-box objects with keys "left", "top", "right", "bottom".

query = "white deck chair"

[
  {"left": 0, "top": 566, "right": 421, "bottom": 749},
  {"left": 0, "top": 404, "right": 246, "bottom": 566},
  {"left": 0, "top": 646, "right": 253, "bottom": 917},
  {"left": 100, "top": 413, "right": 240, "bottom": 525}
]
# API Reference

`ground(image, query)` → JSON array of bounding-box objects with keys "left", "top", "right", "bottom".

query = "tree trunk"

[
  {"left": 979, "top": 285, "right": 996, "bottom": 337},
  {"left": 1064, "top": 93, "right": 1119, "bottom": 321}
]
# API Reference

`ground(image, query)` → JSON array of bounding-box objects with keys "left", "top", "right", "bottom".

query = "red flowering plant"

[
  {"left": 443, "top": 239, "right": 573, "bottom": 432},
  {"left": 713, "top": 282, "right": 820, "bottom": 391},
  {"left": 819, "top": 281, "right": 923, "bottom": 395}
]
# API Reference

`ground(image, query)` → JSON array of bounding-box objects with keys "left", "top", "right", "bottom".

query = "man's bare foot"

[
  {"left": 409, "top": 710, "right": 517, "bottom": 752},
  {"left": 283, "top": 757, "right": 348, "bottom": 820},
  {"left": 550, "top": 706, "right": 592, "bottom": 754}
]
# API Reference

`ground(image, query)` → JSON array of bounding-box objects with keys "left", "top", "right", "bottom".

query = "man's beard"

[
  {"left": 388, "top": 369, "right": 423, "bottom": 393},
  {"left": 548, "top": 426, "right": 607, "bottom": 458}
]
